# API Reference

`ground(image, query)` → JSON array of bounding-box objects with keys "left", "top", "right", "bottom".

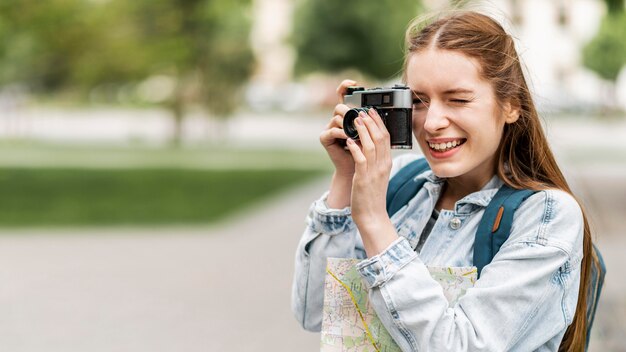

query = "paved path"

[
  {"left": 0, "top": 179, "right": 327, "bottom": 352},
  {"left": 566, "top": 166, "right": 626, "bottom": 352}
]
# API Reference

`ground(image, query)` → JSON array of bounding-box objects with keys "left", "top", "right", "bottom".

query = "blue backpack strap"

[
  {"left": 586, "top": 243, "right": 606, "bottom": 350},
  {"left": 474, "top": 185, "right": 537, "bottom": 278},
  {"left": 386, "top": 158, "right": 431, "bottom": 217},
  {"left": 388, "top": 168, "right": 606, "bottom": 347},
  {"left": 475, "top": 186, "right": 606, "bottom": 349}
]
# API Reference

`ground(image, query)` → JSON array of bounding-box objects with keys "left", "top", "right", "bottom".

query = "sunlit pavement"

[{"left": 0, "top": 111, "right": 624, "bottom": 351}]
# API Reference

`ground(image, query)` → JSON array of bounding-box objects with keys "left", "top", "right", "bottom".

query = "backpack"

[{"left": 385, "top": 158, "right": 606, "bottom": 350}]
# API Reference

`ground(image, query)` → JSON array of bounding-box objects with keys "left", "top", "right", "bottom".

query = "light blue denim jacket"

[{"left": 292, "top": 154, "right": 584, "bottom": 351}]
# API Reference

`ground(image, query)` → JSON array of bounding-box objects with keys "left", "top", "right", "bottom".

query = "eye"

[
  {"left": 412, "top": 98, "right": 429, "bottom": 110},
  {"left": 450, "top": 98, "right": 471, "bottom": 104}
]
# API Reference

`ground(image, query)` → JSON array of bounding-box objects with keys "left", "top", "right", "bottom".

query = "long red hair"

[{"left": 404, "top": 11, "right": 596, "bottom": 351}]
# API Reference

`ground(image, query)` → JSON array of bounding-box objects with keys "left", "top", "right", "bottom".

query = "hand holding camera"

[
  {"left": 322, "top": 80, "right": 414, "bottom": 209},
  {"left": 319, "top": 80, "right": 358, "bottom": 179},
  {"left": 341, "top": 99, "right": 396, "bottom": 243},
  {"left": 342, "top": 84, "right": 413, "bottom": 149}
]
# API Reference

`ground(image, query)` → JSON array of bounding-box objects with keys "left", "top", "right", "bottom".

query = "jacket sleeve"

[
  {"left": 291, "top": 153, "right": 420, "bottom": 331},
  {"left": 291, "top": 192, "right": 365, "bottom": 331},
  {"left": 356, "top": 190, "right": 584, "bottom": 351}
]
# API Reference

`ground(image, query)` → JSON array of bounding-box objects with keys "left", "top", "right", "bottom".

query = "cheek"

[
  {"left": 412, "top": 114, "right": 430, "bottom": 154},
  {"left": 472, "top": 104, "right": 506, "bottom": 140},
  {"left": 475, "top": 119, "right": 506, "bottom": 156},
  {"left": 486, "top": 114, "right": 507, "bottom": 140},
  {"left": 411, "top": 113, "right": 425, "bottom": 135}
]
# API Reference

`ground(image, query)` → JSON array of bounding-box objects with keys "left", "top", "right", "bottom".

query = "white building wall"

[
  {"left": 391, "top": 0, "right": 610, "bottom": 112},
  {"left": 249, "top": 0, "right": 618, "bottom": 113},
  {"left": 515, "top": 0, "right": 605, "bottom": 111},
  {"left": 250, "top": 0, "right": 295, "bottom": 86},
  {"left": 448, "top": 0, "right": 607, "bottom": 112}
]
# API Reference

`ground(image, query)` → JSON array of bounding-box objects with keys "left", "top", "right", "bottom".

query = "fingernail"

[
  {"left": 355, "top": 117, "right": 363, "bottom": 125},
  {"left": 347, "top": 138, "right": 354, "bottom": 144}
]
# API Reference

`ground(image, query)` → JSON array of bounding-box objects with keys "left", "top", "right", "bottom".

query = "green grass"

[
  {"left": 0, "top": 168, "right": 325, "bottom": 226},
  {"left": 0, "top": 142, "right": 332, "bottom": 170}
]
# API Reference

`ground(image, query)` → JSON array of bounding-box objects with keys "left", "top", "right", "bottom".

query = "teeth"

[{"left": 428, "top": 139, "right": 464, "bottom": 151}]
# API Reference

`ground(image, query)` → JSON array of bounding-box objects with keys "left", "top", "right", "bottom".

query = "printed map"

[{"left": 321, "top": 258, "right": 477, "bottom": 352}]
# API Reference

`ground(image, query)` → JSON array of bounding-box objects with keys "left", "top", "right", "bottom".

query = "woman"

[{"left": 292, "top": 11, "right": 594, "bottom": 351}]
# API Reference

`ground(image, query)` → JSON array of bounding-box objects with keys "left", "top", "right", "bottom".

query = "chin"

[
  {"left": 431, "top": 168, "right": 461, "bottom": 179},
  {"left": 428, "top": 162, "right": 466, "bottom": 179}
]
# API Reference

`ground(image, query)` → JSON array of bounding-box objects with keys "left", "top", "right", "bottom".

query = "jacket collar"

[{"left": 420, "top": 171, "right": 504, "bottom": 215}]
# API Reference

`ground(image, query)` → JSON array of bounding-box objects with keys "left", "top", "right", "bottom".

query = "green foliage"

[
  {"left": 0, "top": 0, "right": 101, "bottom": 89},
  {"left": 292, "top": 0, "right": 423, "bottom": 80},
  {"left": 124, "top": 0, "right": 255, "bottom": 117},
  {"left": 0, "top": 0, "right": 254, "bottom": 120},
  {"left": 583, "top": 12, "right": 626, "bottom": 81},
  {"left": 604, "top": 0, "right": 624, "bottom": 14},
  {"left": 197, "top": 1, "right": 256, "bottom": 116},
  {"left": 0, "top": 168, "right": 323, "bottom": 226}
]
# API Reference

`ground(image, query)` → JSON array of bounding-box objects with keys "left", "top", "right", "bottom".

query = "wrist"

[
  {"left": 333, "top": 168, "right": 354, "bottom": 180},
  {"left": 354, "top": 213, "right": 391, "bottom": 234},
  {"left": 326, "top": 172, "right": 353, "bottom": 209},
  {"left": 356, "top": 216, "right": 398, "bottom": 257}
]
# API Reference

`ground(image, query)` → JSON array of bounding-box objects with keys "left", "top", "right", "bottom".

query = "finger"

[
  {"left": 326, "top": 114, "right": 344, "bottom": 129},
  {"left": 366, "top": 109, "right": 391, "bottom": 163},
  {"left": 361, "top": 112, "right": 387, "bottom": 163},
  {"left": 336, "top": 79, "right": 357, "bottom": 103},
  {"left": 368, "top": 108, "right": 388, "bottom": 135},
  {"left": 320, "top": 127, "right": 349, "bottom": 146},
  {"left": 333, "top": 104, "right": 350, "bottom": 120},
  {"left": 362, "top": 111, "right": 385, "bottom": 144},
  {"left": 354, "top": 111, "right": 376, "bottom": 163},
  {"left": 345, "top": 138, "right": 367, "bottom": 174}
]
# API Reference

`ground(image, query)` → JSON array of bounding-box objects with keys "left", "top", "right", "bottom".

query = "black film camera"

[{"left": 342, "top": 85, "right": 413, "bottom": 149}]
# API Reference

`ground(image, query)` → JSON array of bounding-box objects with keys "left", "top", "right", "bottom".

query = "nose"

[{"left": 422, "top": 101, "right": 450, "bottom": 133}]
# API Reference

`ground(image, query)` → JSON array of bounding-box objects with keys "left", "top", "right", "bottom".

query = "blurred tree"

[
  {"left": 604, "top": 0, "right": 625, "bottom": 13},
  {"left": 0, "top": 0, "right": 254, "bottom": 145},
  {"left": 582, "top": 12, "right": 626, "bottom": 82},
  {"left": 292, "top": 0, "right": 423, "bottom": 81},
  {"left": 121, "top": 0, "right": 254, "bottom": 144},
  {"left": 0, "top": 0, "right": 102, "bottom": 90},
  {"left": 582, "top": 1, "right": 626, "bottom": 111},
  {"left": 587, "top": 0, "right": 626, "bottom": 80}
]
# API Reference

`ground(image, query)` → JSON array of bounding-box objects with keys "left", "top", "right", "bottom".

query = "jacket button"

[{"left": 450, "top": 217, "right": 461, "bottom": 230}]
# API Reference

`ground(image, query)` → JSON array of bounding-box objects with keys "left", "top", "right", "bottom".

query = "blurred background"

[{"left": 0, "top": 0, "right": 624, "bottom": 351}]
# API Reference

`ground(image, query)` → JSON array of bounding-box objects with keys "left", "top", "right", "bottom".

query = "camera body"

[{"left": 343, "top": 85, "right": 413, "bottom": 149}]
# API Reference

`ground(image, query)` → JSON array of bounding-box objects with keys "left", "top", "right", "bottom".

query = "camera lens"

[{"left": 343, "top": 108, "right": 368, "bottom": 140}]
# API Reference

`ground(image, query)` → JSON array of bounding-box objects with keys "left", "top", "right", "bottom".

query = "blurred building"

[
  {"left": 249, "top": 0, "right": 626, "bottom": 113},
  {"left": 247, "top": 0, "right": 307, "bottom": 112},
  {"left": 453, "top": 0, "right": 609, "bottom": 113}
]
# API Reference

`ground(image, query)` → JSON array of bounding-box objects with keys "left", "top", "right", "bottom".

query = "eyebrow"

[{"left": 412, "top": 88, "right": 475, "bottom": 96}]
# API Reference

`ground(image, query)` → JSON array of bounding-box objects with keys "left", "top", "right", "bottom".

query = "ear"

[{"left": 502, "top": 99, "right": 520, "bottom": 124}]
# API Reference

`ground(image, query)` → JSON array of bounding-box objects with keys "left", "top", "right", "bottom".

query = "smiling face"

[{"left": 407, "top": 48, "right": 518, "bottom": 187}]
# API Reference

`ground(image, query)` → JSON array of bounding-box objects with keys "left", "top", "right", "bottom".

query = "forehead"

[{"left": 406, "top": 49, "right": 489, "bottom": 93}]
